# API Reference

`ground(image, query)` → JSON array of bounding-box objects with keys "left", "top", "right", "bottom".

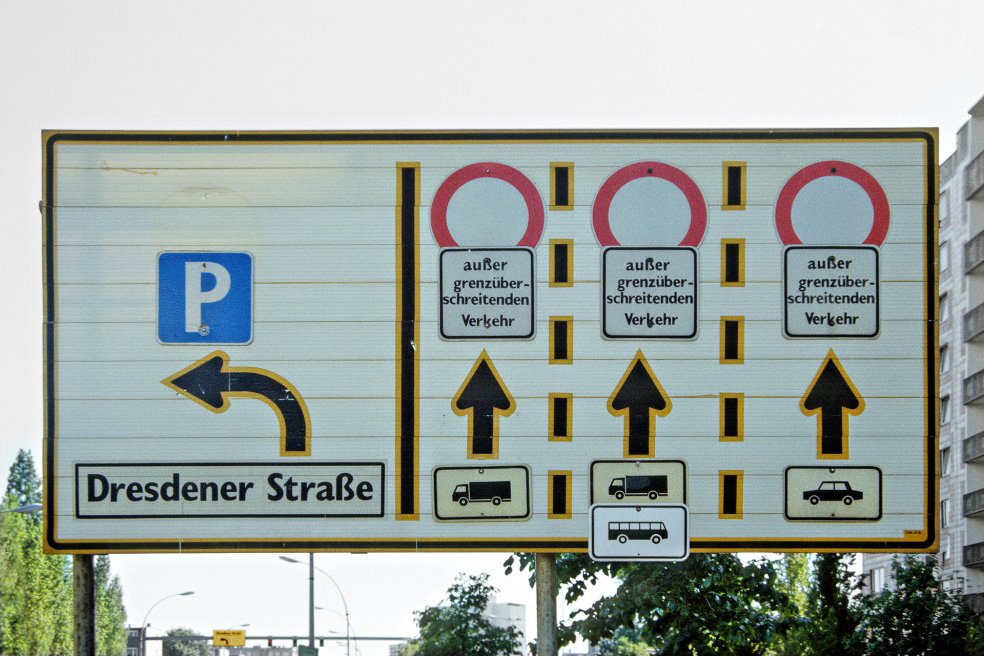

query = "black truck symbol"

[
  {"left": 803, "top": 481, "right": 863, "bottom": 505},
  {"left": 608, "top": 521, "right": 668, "bottom": 544},
  {"left": 608, "top": 475, "right": 668, "bottom": 500},
  {"left": 451, "top": 481, "right": 512, "bottom": 506}
]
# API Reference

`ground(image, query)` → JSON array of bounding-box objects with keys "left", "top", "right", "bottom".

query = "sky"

[{"left": 3, "top": 1, "right": 984, "bottom": 654}]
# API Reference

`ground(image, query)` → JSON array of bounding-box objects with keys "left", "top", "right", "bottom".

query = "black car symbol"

[{"left": 803, "top": 481, "right": 863, "bottom": 505}]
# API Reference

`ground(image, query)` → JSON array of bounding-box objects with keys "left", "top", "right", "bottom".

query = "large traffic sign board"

[{"left": 42, "top": 130, "right": 938, "bottom": 554}]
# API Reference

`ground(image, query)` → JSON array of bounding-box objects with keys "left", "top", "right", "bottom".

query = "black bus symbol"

[{"left": 608, "top": 521, "right": 668, "bottom": 544}]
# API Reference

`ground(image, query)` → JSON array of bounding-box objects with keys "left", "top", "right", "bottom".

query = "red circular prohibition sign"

[
  {"left": 775, "top": 160, "right": 890, "bottom": 246},
  {"left": 430, "top": 162, "right": 545, "bottom": 248},
  {"left": 592, "top": 162, "right": 707, "bottom": 247}
]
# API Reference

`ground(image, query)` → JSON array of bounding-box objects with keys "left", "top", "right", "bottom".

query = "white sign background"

[{"left": 43, "top": 131, "right": 937, "bottom": 553}]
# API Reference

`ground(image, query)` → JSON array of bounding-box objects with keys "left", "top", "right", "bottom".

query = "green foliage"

[
  {"left": 775, "top": 553, "right": 810, "bottom": 612},
  {"left": 505, "top": 552, "right": 795, "bottom": 656},
  {"left": 505, "top": 552, "right": 984, "bottom": 656},
  {"left": 810, "top": 553, "right": 862, "bottom": 656},
  {"left": 0, "top": 501, "right": 73, "bottom": 655},
  {"left": 856, "top": 556, "right": 983, "bottom": 656},
  {"left": 771, "top": 553, "right": 862, "bottom": 656},
  {"left": 596, "top": 626, "right": 651, "bottom": 655},
  {"left": 0, "top": 450, "right": 127, "bottom": 656},
  {"left": 163, "top": 627, "right": 210, "bottom": 656},
  {"left": 5, "top": 450, "right": 41, "bottom": 510},
  {"left": 408, "top": 572, "right": 523, "bottom": 656},
  {"left": 1, "top": 452, "right": 73, "bottom": 656}
]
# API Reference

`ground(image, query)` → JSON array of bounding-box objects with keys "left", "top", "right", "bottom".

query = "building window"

[
  {"left": 870, "top": 567, "right": 886, "bottom": 594},
  {"left": 939, "top": 293, "right": 949, "bottom": 323},
  {"left": 940, "top": 191, "right": 949, "bottom": 224},
  {"left": 940, "top": 447, "right": 951, "bottom": 476},
  {"left": 940, "top": 396, "right": 950, "bottom": 424},
  {"left": 941, "top": 498, "right": 950, "bottom": 528},
  {"left": 940, "top": 242, "right": 949, "bottom": 271},
  {"left": 940, "top": 344, "right": 950, "bottom": 373}
]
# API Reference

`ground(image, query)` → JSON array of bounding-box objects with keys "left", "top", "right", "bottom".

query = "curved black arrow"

[
  {"left": 609, "top": 350, "right": 671, "bottom": 458},
  {"left": 162, "top": 351, "right": 311, "bottom": 456},
  {"left": 452, "top": 350, "right": 515, "bottom": 458},
  {"left": 801, "top": 350, "right": 865, "bottom": 459}
]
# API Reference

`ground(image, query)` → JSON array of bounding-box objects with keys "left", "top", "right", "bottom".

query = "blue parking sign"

[{"left": 158, "top": 252, "right": 253, "bottom": 344}]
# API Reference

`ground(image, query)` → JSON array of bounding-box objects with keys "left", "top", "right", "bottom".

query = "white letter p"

[{"left": 185, "top": 262, "right": 231, "bottom": 333}]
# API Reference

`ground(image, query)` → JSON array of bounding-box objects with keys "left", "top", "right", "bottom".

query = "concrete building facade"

[{"left": 863, "top": 93, "right": 984, "bottom": 610}]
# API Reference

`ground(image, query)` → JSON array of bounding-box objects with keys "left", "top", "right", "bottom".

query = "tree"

[
  {"left": 163, "top": 627, "right": 210, "bottom": 656},
  {"left": 856, "top": 555, "right": 983, "bottom": 656},
  {"left": 5, "top": 450, "right": 41, "bottom": 509},
  {"left": 0, "top": 502, "right": 73, "bottom": 656},
  {"left": 769, "top": 553, "right": 861, "bottom": 656},
  {"left": 95, "top": 555, "right": 128, "bottom": 656},
  {"left": 809, "top": 553, "right": 862, "bottom": 656},
  {"left": 596, "top": 626, "right": 651, "bottom": 655},
  {"left": 505, "top": 553, "right": 794, "bottom": 656},
  {"left": 408, "top": 573, "right": 523, "bottom": 656},
  {"left": 775, "top": 553, "right": 810, "bottom": 613},
  {"left": 0, "top": 450, "right": 73, "bottom": 656}
]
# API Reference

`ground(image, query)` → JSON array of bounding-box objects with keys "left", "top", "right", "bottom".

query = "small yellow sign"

[{"left": 212, "top": 630, "right": 246, "bottom": 647}]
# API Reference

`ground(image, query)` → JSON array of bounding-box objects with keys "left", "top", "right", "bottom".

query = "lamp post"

[
  {"left": 0, "top": 503, "right": 43, "bottom": 514},
  {"left": 140, "top": 591, "right": 195, "bottom": 656},
  {"left": 280, "top": 555, "right": 351, "bottom": 656}
]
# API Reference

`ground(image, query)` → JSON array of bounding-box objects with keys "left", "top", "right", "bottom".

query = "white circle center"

[
  {"left": 790, "top": 176, "right": 875, "bottom": 245},
  {"left": 607, "top": 177, "right": 691, "bottom": 246},
  {"left": 445, "top": 178, "right": 529, "bottom": 247}
]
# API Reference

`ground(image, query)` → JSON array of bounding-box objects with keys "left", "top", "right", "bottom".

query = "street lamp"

[
  {"left": 140, "top": 591, "right": 195, "bottom": 656},
  {"left": 0, "top": 503, "right": 43, "bottom": 514},
  {"left": 280, "top": 555, "right": 352, "bottom": 656}
]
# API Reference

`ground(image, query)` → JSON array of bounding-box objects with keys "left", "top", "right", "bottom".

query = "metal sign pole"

[
  {"left": 308, "top": 553, "right": 315, "bottom": 649},
  {"left": 73, "top": 554, "right": 95, "bottom": 656},
  {"left": 535, "top": 553, "right": 558, "bottom": 656}
]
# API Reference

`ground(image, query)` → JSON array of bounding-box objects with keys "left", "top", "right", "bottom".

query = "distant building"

[
  {"left": 125, "top": 626, "right": 142, "bottom": 656},
  {"left": 862, "top": 92, "right": 984, "bottom": 610},
  {"left": 485, "top": 598, "right": 527, "bottom": 652},
  {"left": 560, "top": 648, "right": 601, "bottom": 656}
]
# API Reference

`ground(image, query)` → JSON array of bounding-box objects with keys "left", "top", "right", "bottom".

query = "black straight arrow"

[
  {"left": 608, "top": 350, "right": 671, "bottom": 458},
  {"left": 452, "top": 350, "right": 515, "bottom": 458},
  {"left": 801, "top": 350, "right": 865, "bottom": 459},
  {"left": 162, "top": 351, "right": 311, "bottom": 456}
]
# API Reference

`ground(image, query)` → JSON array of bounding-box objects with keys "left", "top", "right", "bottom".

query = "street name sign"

[{"left": 42, "top": 130, "right": 938, "bottom": 554}]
